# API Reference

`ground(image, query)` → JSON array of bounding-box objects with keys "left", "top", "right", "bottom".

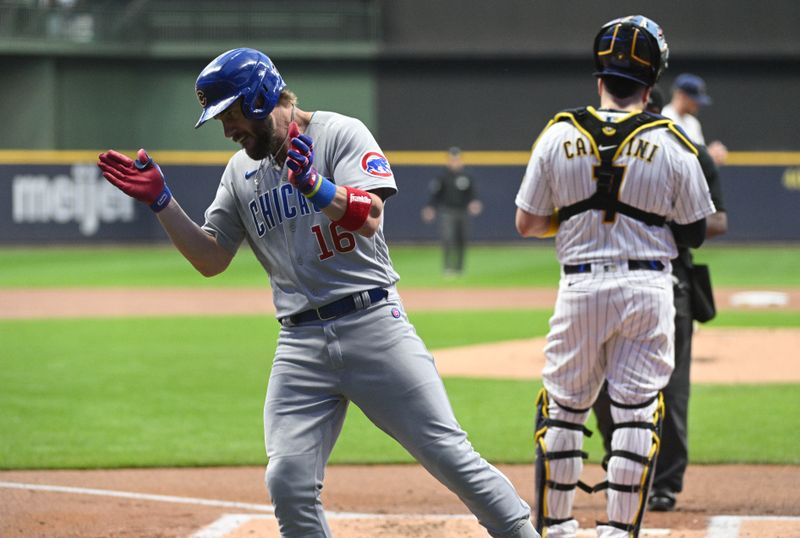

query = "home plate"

[
  {"left": 192, "top": 514, "right": 485, "bottom": 538},
  {"left": 729, "top": 291, "right": 789, "bottom": 307},
  {"left": 191, "top": 513, "right": 672, "bottom": 537},
  {"left": 707, "top": 515, "right": 800, "bottom": 537}
]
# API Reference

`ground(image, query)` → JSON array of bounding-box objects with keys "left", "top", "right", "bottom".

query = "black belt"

[
  {"left": 281, "top": 288, "right": 388, "bottom": 326},
  {"left": 563, "top": 260, "right": 665, "bottom": 274}
]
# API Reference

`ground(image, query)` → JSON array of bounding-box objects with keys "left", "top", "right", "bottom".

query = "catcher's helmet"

[
  {"left": 593, "top": 15, "right": 668, "bottom": 87},
  {"left": 194, "top": 48, "right": 286, "bottom": 128}
]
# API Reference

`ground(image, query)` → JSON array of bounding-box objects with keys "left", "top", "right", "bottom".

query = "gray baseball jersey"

[
  {"left": 202, "top": 111, "right": 400, "bottom": 318},
  {"left": 201, "top": 111, "right": 536, "bottom": 538}
]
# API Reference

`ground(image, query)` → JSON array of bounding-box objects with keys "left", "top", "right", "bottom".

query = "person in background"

[
  {"left": 422, "top": 146, "right": 483, "bottom": 276},
  {"left": 593, "top": 85, "right": 728, "bottom": 513},
  {"left": 514, "top": 14, "right": 715, "bottom": 537},
  {"left": 97, "top": 47, "right": 538, "bottom": 538},
  {"left": 661, "top": 73, "right": 728, "bottom": 166}
]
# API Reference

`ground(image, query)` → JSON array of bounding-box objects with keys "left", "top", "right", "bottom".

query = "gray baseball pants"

[{"left": 264, "top": 297, "right": 534, "bottom": 537}]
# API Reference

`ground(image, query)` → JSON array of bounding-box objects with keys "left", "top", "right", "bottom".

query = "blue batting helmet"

[
  {"left": 194, "top": 48, "right": 286, "bottom": 128},
  {"left": 593, "top": 15, "right": 669, "bottom": 87}
]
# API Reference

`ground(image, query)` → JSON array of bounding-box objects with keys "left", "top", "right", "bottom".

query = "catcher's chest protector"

[{"left": 555, "top": 108, "right": 684, "bottom": 227}]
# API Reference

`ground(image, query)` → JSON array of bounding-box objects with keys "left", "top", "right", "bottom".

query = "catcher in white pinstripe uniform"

[{"left": 514, "top": 16, "right": 715, "bottom": 538}]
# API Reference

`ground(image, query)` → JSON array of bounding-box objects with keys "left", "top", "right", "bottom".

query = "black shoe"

[{"left": 648, "top": 489, "right": 677, "bottom": 512}]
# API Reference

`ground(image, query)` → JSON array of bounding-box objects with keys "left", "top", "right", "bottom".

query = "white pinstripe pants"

[
  {"left": 543, "top": 261, "right": 675, "bottom": 409},
  {"left": 539, "top": 262, "right": 674, "bottom": 537}
]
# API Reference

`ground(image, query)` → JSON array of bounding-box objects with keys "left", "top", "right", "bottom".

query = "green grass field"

[
  {"left": 2, "top": 243, "right": 800, "bottom": 288},
  {"left": 1, "top": 244, "right": 799, "bottom": 469}
]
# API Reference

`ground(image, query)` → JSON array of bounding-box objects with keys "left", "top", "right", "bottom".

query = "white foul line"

[
  {"left": 707, "top": 516, "right": 741, "bottom": 538},
  {"left": 7, "top": 481, "right": 796, "bottom": 538},
  {"left": 707, "top": 515, "right": 800, "bottom": 538},
  {"left": 191, "top": 514, "right": 259, "bottom": 538},
  {"left": 0, "top": 481, "right": 275, "bottom": 513}
]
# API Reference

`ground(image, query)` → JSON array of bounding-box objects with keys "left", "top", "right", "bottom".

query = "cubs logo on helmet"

[{"left": 361, "top": 152, "right": 393, "bottom": 178}]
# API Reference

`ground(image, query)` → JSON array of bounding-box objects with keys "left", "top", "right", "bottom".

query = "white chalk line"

[
  {"left": 0, "top": 481, "right": 472, "bottom": 520},
  {"left": 190, "top": 513, "right": 673, "bottom": 538},
  {"left": 4, "top": 481, "right": 799, "bottom": 538},
  {"left": 192, "top": 513, "right": 800, "bottom": 538},
  {"left": 189, "top": 512, "right": 486, "bottom": 538},
  {"left": 707, "top": 515, "right": 800, "bottom": 538},
  {"left": 0, "top": 481, "right": 275, "bottom": 513},
  {"left": 190, "top": 514, "right": 257, "bottom": 538}
]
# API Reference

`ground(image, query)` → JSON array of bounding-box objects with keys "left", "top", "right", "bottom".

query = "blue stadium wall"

[{"left": 2, "top": 152, "right": 799, "bottom": 244}]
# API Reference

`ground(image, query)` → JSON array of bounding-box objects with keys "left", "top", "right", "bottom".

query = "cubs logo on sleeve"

[{"left": 360, "top": 152, "right": 393, "bottom": 178}]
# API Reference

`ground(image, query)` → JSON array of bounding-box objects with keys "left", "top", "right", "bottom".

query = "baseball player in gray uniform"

[
  {"left": 97, "top": 48, "right": 537, "bottom": 538},
  {"left": 514, "top": 17, "right": 715, "bottom": 538}
]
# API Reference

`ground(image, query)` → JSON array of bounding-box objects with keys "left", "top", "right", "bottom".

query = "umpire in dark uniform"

[
  {"left": 592, "top": 86, "right": 728, "bottom": 512},
  {"left": 422, "top": 147, "right": 483, "bottom": 276}
]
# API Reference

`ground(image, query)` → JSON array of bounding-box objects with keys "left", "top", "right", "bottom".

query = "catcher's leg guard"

[
  {"left": 534, "top": 388, "right": 594, "bottom": 536},
  {"left": 595, "top": 393, "right": 665, "bottom": 537}
]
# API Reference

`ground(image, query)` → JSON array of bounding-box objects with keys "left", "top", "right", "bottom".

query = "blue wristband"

[
  {"left": 150, "top": 184, "right": 172, "bottom": 213},
  {"left": 303, "top": 174, "right": 337, "bottom": 209}
]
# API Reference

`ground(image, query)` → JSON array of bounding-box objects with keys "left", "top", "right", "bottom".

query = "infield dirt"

[{"left": 2, "top": 287, "right": 799, "bottom": 537}]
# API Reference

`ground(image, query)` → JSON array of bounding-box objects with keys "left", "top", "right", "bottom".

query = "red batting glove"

[
  {"left": 287, "top": 121, "right": 300, "bottom": 144},
  {"left": 97, "top": 149, "right": 172, "bottom": 212}
]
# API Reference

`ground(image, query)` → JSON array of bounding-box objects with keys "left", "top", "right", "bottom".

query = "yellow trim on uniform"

[
  {"left": 636, "top": 441, "right": 660, "bottom": 522},
  {"left": 569, "top": 111, "right": 697, "bottom": 161},
  {"left": 613, "top": 119, "right": 672, "bottom": 160},
  {"left": 0, "top": 149, "right": 799, "bottom": 167},
  {"left": 535, "top": 388, "right": 551, "bottom": 536},
  {"left": 594, "top": 163, "right": 628, "bottom": 225},
  {"left": 552, "top": 112, "right": 601, "bottom": 161},
  {"left": 560, "top": 109, "right": 671, "bottom": 165},
  {"left": 526, "top": 119, "right": 560, "bottom": 157},
  {"left": 586, "top": 106, "right": 641, "bottom": 124},
  {"left": 639, "top": 394, "right": 665, "bottom": 533},
  {"left": 585, "top": 107, "right": 604, "bottom": 122},
  {"left": 534, "top": 388, "right": 549, "bottom": 442},
  {"left": 539, "top": 435, "right": 551, "bottom": 537},
  {"left": 541, "top": 210, "right": 560, "bottom": 238},
  {"left": 666, "top": 124, "right": 699, "bottom": 156}
]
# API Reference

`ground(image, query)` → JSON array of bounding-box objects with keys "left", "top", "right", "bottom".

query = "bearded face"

[
  {"left": 244, "top": 116, "right": 281, "bottom": 160},
  {"left": 217, "top": 103, "right": 287, "bottom": 162}
]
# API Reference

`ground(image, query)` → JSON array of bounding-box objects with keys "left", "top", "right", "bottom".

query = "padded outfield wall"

[{"left": 1, "top": 151, "right": 798, "bottom": 244}]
